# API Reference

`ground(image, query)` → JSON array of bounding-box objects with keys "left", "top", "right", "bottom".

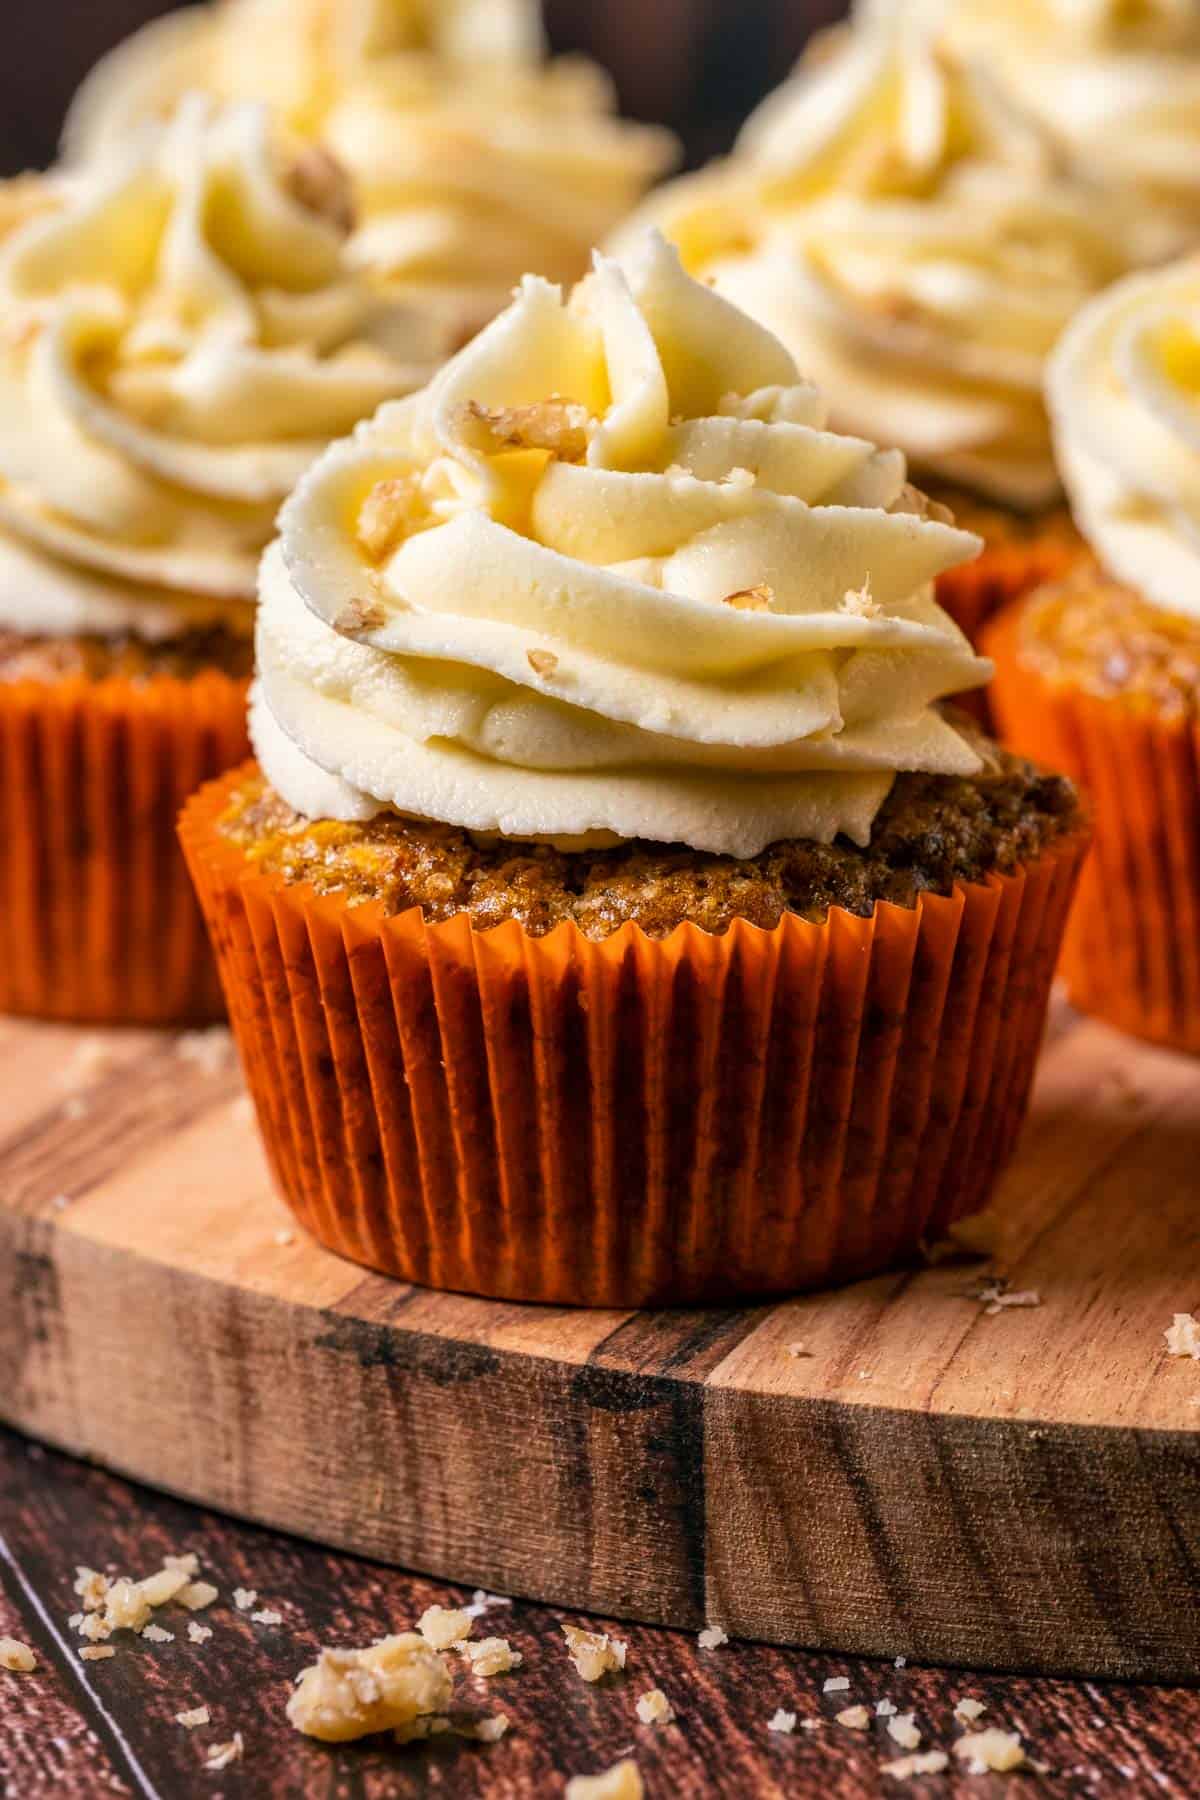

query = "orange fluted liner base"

[
  {"left": 0, "top": 671, "right": 249, "bottom": 1024},
  {"left": 937, "top": 537, "right": 1087, "bottom": 727},
  {"left": 988, "top": 604, "right": 1200, "bottom": 1056},
  {"left": 182, "top": 765, "right": 1087, "bottom": 1306}
]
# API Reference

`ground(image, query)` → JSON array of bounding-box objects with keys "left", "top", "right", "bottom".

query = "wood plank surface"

[
  {"left": 2, "top": 1428, "right": 1199, "bottom": 1799},
  {"left": 1, "top": 1002, "right": 1199, "bottom": 1684}
]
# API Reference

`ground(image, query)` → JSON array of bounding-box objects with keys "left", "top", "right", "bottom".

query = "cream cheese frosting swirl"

[
  {"left": 63, "top": 0, "right": 677, "bottom": 344},
  {"left": 254, "top": 233, "right": 989, "bottom": 858},
  {"left": 621, "top": 6, "right": 1132, "bottom": 509},
  {"left": 0, "top": 99, "right": 434, "bottom": 641},
  {"left": 1047, "top": 256, "right": 1200, "bottom": 621}
]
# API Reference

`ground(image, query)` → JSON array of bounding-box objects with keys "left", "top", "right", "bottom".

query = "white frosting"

[
  {"left": 62, "top": 0, "right": 676, "bottom": 344},
  {"left": 621, "top": 6, "right": 1133, "bottom": 508},
  {"left": 1047, "top": 256, "right": 1200, "bottom": 621},
  {"left": 255, "top": 233, "right": 989, "bottom": 857},
  {"left": 0, "top": 99, "right": 432, "bottom": 640}
]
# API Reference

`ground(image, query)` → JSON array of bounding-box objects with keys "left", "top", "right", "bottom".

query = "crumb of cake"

[
  {"left": 357, "top": 475, "right": 426, "bottom": 561},
  {"left": 836, "top": 1706, "right": 871, "bottom": 1731},
  {"left": 565, "top": 1758, "right": 643, "bottom": 1800},
  {"left": 464, "top": 1590, "right": 511, "bottom": 1620},
  {"left": 417, "top": 1605, "right": 472, "bottom": 1651},
  {"left": 767, "top": 1709, "right": 797, "bottom": 1734},
  {"left": 883, "top": 1750, "right": 951, "bottom": 1780},
  {"left": 636, "top": 1688, "right": 674, "bottom": 1726},
  {"left": 188, "top": 1623, "right": 213, "bottom": 1645},
  {"left": 724, "top": 583, "right": 773, "bottom": 611},
  {"left": 204, "top": 1733, "right": 244, "bottom": 1771},
  {"left": 142, "top": 1624, "right": 174, "bottom": 1644},
  {"left": 954, "top": 1728, "right": 1027, "bottom": 1773},
  {"left": 1165, "top": 1314, "right": 1200, "bottom": 1360},
  {"left": 563, "top": 1624, "right": 626, "bottom": 1682},
  {"left": 334, "top": 597, "right": 387, "bottom": 637},
  {"left": 0, "top": 1639, "right": 37, "bottom": 1672},
  {"left": 176, "top": 1707, "right": 211, "bottom": 1728},
  {"left": 876, "top": 1699, "right": 898, "bottom": 1717},
  {"left": 178, "top": 1582, "right": 218, "bottom": 1612},
  {"left": 286, "top": 1635, "right": 453, "bottom": 1743},
  {"left": 697, "top": 1625, "right": 728, "bottom": 1651},
  {"left": 80, "top": 1646, "right": 116, "bottom": 1662},
  {"left": 823, "top": 1676, "right": 850, "bottom": 1693},
  {"left": 461, "top": 1637, "right": 522, "bottom": 1677},
  {"left": 283, "top": 143, "right": 354, "bottom": 234},
  {"left": 251, "top": 1610, "right": 283, "bottom": 1627},
  {"left": 175, "top": 1028, "right": 233, "bottom": 1075},
  {"left": 840, "top": 581, "right": 879, "bottom": 618},
  {"left": 526, "top": 647, "right": 559, "bottom": 677},
  {"left": 459, "top": 398, "right": 591, "bottom": 461},
  {"left": 274, "top": 1229, "right": 295, "bottom": 1247},
  {"left": 954, "top": 1697, "right": 986, "bottom": 1724},
  {"left": 232, "top": 1588, "right": 257, "bottom": 1612},
  {"left": 887, "top": 1713, "right": 921, "bottom": 1750}
]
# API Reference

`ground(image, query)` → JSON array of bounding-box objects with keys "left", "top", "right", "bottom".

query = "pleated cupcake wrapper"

[
  {"left": 182, "top": 765, "right": 1086, "bottom": 1306},
  {"left": 937, "top": 537, "right": 1086, "bottom": 728},
  {"left": 988, "top": 605, "right": 1200, "bottom": 1056},
  {"left": 0, "top": 671, "right": 250, "bottom": 1024}
]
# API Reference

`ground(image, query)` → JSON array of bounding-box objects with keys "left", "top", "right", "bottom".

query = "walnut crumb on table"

[
  {"left": 0, "top": 1638, "right": 37, "bottom": 1672},
  {"left": 886, "top": 1712, "right": 922, "bottom": 1750},
  {"left": 883, "top": 1750, "right": 951, "bottom": 1780},
  {"left": 953, "top": 1727, "right": 1028, "bottom": 1773},
  {"left": 635, "top": 1688, "right": 675, "bottom": 1726},
  {"left": 563, "top": 1624, "right": 627, "bottom": 1682},
  {"left": 954, "top": 1696, "right": 987, "bottom": 1724},
  {"left": 767, "top": 1709, "right": 797, "bottom": 1734},
  {"left": 286, "top": 1635, "right": 453, "bottom": 1744},
  {"left": 836, "top": 1705, "right": 872, "bottom": 1731},
  {"left": 565, "top": 1758, "right": 643, "bottom": 1800},
  {"left": 176, "top": 1707, "right": 211, "bottom": 1729},
  {"left": 204, "top": 1733, "right": 244, "bottom": 1772},
  {"left": 461, "top": 1637, "right": 522, "bottom": 1677},
  {"left": 232, "top": 1588, "right": 257, "bottom": 1612},
  {"left": 822, "top": 1676, "right": 850, "bottom": 1693},
  {"left": 80, "top": 1646, "right": 116, "bottom": 1662},
  {"left": 697, "top": 1624, "right": 728, "bottom": 1651},
  {"left": 1165, "top": 1313, "right": 1200, "bottom": 1359}
]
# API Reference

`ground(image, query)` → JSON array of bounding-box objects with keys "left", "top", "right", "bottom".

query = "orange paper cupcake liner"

[
  {"left": 0, "top": 671, "right": 250, "bottom": 1024},
  {"left": 182, "top": 764, "right": 1087, "bottom": 1306},
  {"left": 987, "top": 605, "right": 1200, "bottom": 1055},
  {"left": 937, "top": 536, "right": 1087, "bottom": 728}
]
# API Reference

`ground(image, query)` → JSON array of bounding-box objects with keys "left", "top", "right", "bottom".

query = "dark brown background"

[{"left": 1, "top": 0, "right": 848, "bottom": 174}]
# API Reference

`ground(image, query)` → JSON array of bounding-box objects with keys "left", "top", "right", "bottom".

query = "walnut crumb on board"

[
  {"left": 822, "top": 1676, "right": 850, "bottom": 1693},
  {"left": 767, "top": 1709, "right": 797, "bottom": 1734},
  {"left": 464, "top": 1589, "right": 511, "bottom": 1620},
  {"left": 1165, "top": 1313, "right": 1200, "bottom": 1359},
  {"left": 287, "top": 1636, "right": 452, "bottom": 1743},
  {"left": 974, "top": 1279, "right": 1041, "bottom": 1316},
  {"left": 460, "top": 1637, "right": 522, "bottom": 1677},
  {"left": 887, "top": 1713, "right": 921, "bottom": 1750},
  {"left": 0, "top": 1639, "right": 36, "bottom": 1672},
  {"left": 179, "top": 1582, "right": 218, "bottom": 1612},
  {"left": 636, "top": 1688, "right": 675, "bottom": 1726},
  {"left": 188, "top": 1623, "right": 213, "bottom": 1645},
  {"left": 142, "top": 1624, "right": 174, "bottom": 1644},
  {"left": 883, "top": 1751, "right": 950, "bottom": 1780},
  {"left": 176, "top": 1707, "right": 211, "bottom": 1729},
  {"left": 80, "top": 1646, "right": 116, "bottom": 1662},
  {"left": 836, "top": 1706, "right": 871, "bottom": 1731},
  {"left": 563, "top": 1625, "right": 626, "bottom": 1682},
  {"left": 251, "top": 1610, "right": 282, "bottom": 1627},
  {"left": 953, "top": 1728, "right": 1028, "bottom": 1773},
  {"left": 417, "top": 1605, "right": 472, "bottom": 1651},
  {"left": 232, "top": 1588, "right": 257, "bottom": 1613},
  {"left": 204, "top": 1733, "right": 243, "bottom": 1771},
  {"left": 876, "top": 1699, "right": 898, "bottom": 1718},
  {"left": 954, "top": 1696, "right": 986, "bottom": 1724},
  {"left": 565, "top": 1759, "right": 643, "bottom": 1800}
]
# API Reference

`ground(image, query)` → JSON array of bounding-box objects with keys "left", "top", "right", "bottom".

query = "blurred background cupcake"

[
  {"left": 59, "top": 0, "right": 679, "bottom": 349},
  {"left": 0, "top": 97, "right": 433, "bottom": 1021},
  {"left": 987, "top": 256, "right": 1200, "bottom": 1056},
  {"left": 183, "top": 234, "right": 1087, "bottom": 1305}
]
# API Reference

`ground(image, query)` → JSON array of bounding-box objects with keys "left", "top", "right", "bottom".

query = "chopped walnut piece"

[
  {"left": 393, "top": 1714, "right": 452, "bottom": 1744},
  {"left": 139, "top": 1567, "right": 191, "bottom": 1610},
  {"left": 723, "top": 584, "right": 773, "bottom": 611},
  {"left": 357, "top": 474, "right": 425, "bottom": 562},
  {"left": 286, "top": 1635, "right": 453, "bottom": 1743},
  {"left": 74, "top": 1567, "right": 110, "bottom": 1612},
  {"left": 251, "top": 1610, "right": 283, "bottom": 1627},
  {"left": 697, "top": 1625, "right": 728, "bottom": 1651},
  {"left": 80, "top": 1646, "right": 116, "bottom": 1662},
  {"left": 836, "top": 1705, "right": 871, "bottom": 1731},
  {"left": 334, "top": 597, "right": 387, "bottom": 637},
  {"left": 461, "top": 1637, "right": 522, "bottom": 1678},
  {"left": 883, "top": 1751, "right": 951, "bottom": 1780},
  {"left": 417, "top": 1605, "right": 472, "bottom": 1651},
  {"left": 565, "top": 1759, "right": 643, "bottom": 1800},
  {"left": 232, "top": 1588, "right": 257, "bottom": 1613},
  {"left": 953, "top": 1728, "right": 1028, "bottom": 1773},
  {"left": 840, "top": 581, "right": 880, "bottom": 619},
  {"left": 204, "top": 1733, "right": 244, "bottom": 1772},
  {"left": 526, "top": 648, "right": 559, "bottom": 678},
  {"left": 78, "top": 1614, "right": 111, "bottom": 1643},
  {"left": 459, "top": 398, "right": 592, "bottom": 462},
  {"left": 563, "top": 1624, "right": 626, "bottom": 1682},
  {"left": 0, "top": 1638, "right": 36, "bottom": 1672},
  {"left": 887, "top": 1712, "right": 922, "bottom": 1750},
  {"left": 767, "top": 1709, "right": 797, "bottom": 1734},
  {"left": 822, "top": 1676, "right": 850, "bottom": 1693},
  {"left": 176, "top": 1707, "right": 211, "bottom": 1729},
  {"left": 104, "top": 1579, "right": 152, "bottom": 1636},
  {"left": 466, "top": 1713, "right": 510, "bottom": 1744},
  {"left": 954, "top": 1696, "right": 987, "bottom": 1725},
  {"left": 179, "top": 1582, "right": 219, "bottom": 1612},
  {"left": 163, "top": 1554, "right": 200, "bottom": 1578},
  {"left": 636, "top": 1688, "right": 675, "bottom": 1726},
  {"left": 142, "top": 1624, "right": 174, "bottom": 1644},
  {"left": 1165, "top": 1313, "right": 1200, "bottom": 1359},
  {"left": 188, "top": 1623, "right": 213, "bottom": 1645},
  {"left": 975, "top": 1281, "right": 1041, "bottom": 1317},
  {"left": 283, "top": 144, "right": 355, "bottom": 235}
]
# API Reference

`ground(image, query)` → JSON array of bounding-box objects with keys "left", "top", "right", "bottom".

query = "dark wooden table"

[{"left": 1, "top": 1429, "right": 1196, "bottom": 1797}]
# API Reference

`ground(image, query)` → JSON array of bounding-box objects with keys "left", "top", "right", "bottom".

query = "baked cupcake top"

[
  {"left": 63, "top": 0, "right": 677, "bottom": 346},
  {"left": 1048, "top": 256, "right": 1200, "bottom": 623},
  {"left": 0, "top": 99, "right": 432, "bottom": 643},
  {"left": 254, "top": 232, "right": 989, "bottom": 859},
  {"left": 623, "top": 4, "right": 1131, "bottom": 510},
  {"left": 937, "top": 0, "right": 1200, "bottom": 262}
]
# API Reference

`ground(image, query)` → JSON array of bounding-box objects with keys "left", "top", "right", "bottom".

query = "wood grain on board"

[{"left": 1, "top": 999, "right": 1198, "bottom": 1685}]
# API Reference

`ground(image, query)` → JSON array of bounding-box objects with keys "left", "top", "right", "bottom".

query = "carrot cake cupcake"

[
  {"left": 620, "top": 4, "right": 1132, "bottom": 649},
  {"left": 0, "top": 98, "right": 434, "bottom": 1022},
  {"left": 183, "top": 233, "right": 1087, "bottom": 1305},
  {"left": 987, "top": 256, "right": 1200, "bottom": 1054},
  {"left": 63, "top": 0, "right": 678, "bottom": 350}
]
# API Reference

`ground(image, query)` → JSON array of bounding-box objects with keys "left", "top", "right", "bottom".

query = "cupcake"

[
  {"left": 63, "top": 0, "right": 678, "bottom": 351},
  {"left": 986, "top": 257, "right": 1200, "bottom": 1055},
  {"left": 936, "top": 0, "right": 1200, "bottom": 263},
  {"left": 0, "top": 99, "right": 434, "bottom": 1023},
  {"left": 619, "top": 4, "right": 1128, "bottom": 651},
  {"left": 182, "top": 234, "right": 1087, "bottom": 1305}
]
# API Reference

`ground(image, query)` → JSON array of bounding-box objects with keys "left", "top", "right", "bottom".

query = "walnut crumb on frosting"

[
  {"left": 357, "top": 474, "right": 426, "bottom": 561},
  {"left": 334, "top": 597, "right": 387, "bottom": 637},
  {"left": 723, "top": 583, "right": 773, "bottom": 611},
  {"left": 282, "top": 144, "right": 355, "bottom": 234},
  {"left": 527, "top": 648, "right": 559, "bottom": 677},
  {"left": 460, "top": 397, "right": 592, "bottom": 461}
]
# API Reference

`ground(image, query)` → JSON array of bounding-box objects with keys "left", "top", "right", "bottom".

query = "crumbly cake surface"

[
  {"left": 0, "top": 627, "right": 254, "bottom": 684},
  {"left": 1018, "top": 570, "right": 1200, "bottom": 718},
  {"left": 217, "top": 721, "right": 1082, "bottom": 940}
]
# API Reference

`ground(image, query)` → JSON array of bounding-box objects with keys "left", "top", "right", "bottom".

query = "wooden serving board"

[{"left": 1, "top": 997, "right": 1198, "bottom": 1685}]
